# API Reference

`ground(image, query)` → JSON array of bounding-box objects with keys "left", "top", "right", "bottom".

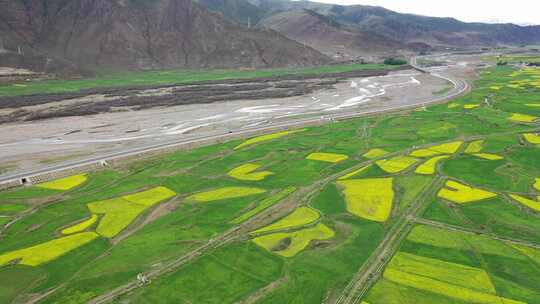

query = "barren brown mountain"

[
  {"left": 259, "top": 9, "right": 406, "bottom": 58},
  {"left": 0, "top": 0, "right": 329, "bottom": 74}
]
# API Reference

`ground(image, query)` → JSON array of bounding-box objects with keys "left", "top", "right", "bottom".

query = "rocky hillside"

[
  {"left": 259, "top": 9, "right": 406, "bottom": 58},
  {"left": 0, "top": 0, "right": 329, "bottom": 74}
]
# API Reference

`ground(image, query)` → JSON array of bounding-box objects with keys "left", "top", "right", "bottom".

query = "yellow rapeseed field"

[
  {"left": 509, "top": 194, "right": 540, "bottom": 212},
  {"left": 227, "top": 163, "right": 274, "bottom": 181},
  {"left": 523, "top": 133, "right": 540, "bottom": 144},
  {"left": 234, "top": 129, "right": 305, "bottom": 150},
  {"left": 337, "top": 178, "right": 394, "bottom": 222},
  {"left": 508, "top": 113, "right": 538, "bottom": 123},
  {"left": 509, "top": 244, "right": 540, "bottom": 264},
  {"left": 338, "top": 165, "right": 370, "bottom": 180},
  {"left": 464, "top": 104, "right": 480, "bottom": 109},
  {"left": 415, "top": 156, "right": 450, "bottom": 175},
  {"left": 490, "top": 86, "right": 502, "bottom": 90},
  {"left": 429, "top": 141, "right": 463, "bottom": 154},
  {"left": 306, "top": 152, "right": 349, "bottom": 163},
  {"left": 252, "top": 206, "right": 320, "bottom": 234},
  {"left": 473, "top": 153, "right": 504, "bottom": 161},
  {"left": 438, "top": 180, "right": 497, "bottom": 204},
  {"left": 122, "top": 186, "right": 176, "bottom": 206},
  {"left": 407, "top": 225, "right": 524, "bottom": 259},
  {"left": 535, "top": 178, "right": 540, "bottom": 191},
  {"left": 384, "top": 268, "right": 524, "bottom": 304},
  {"left": 465, "top": 140, "right": 484, "bottom": 153},
  {"left": 363, "top": 148, "right": 389, "bottom": 159},
  {"left": 526, "top": 103, "right": 540, "bottom": 107},
  {"left": 410, "top": 141, "right": 462, "bottom": 158},
  {"left": 61, "top": 214, "right": 98, "bottom": 235},
  {"left": 188, "top": 187, "right": 266, "bottom": 202},
  {"left": 88, "top": 198, "right": 147, "bottom": 238},
  {"left": 253, "top": 223, "right": 334, "bottom": 257},
  {"left": 376, "top": 156, "right": 418, "bottom": 173},
  {"left": 448, "top": 103, "right": 460, "bottom": 109},
  {"left": 409, "top": 148, "right": 441, "bottom": 157},
  {"left": 37, "top": 174, "right": 87, "bottom": 191},
  {"left": 387, "top": 252, "right": 496, "bottom": 293},
  {"left": 0, "top": 232, "right": 99, "bottom": 266},
  {"left": 88, "top": 186, "right": 176, "bottom": 238}
]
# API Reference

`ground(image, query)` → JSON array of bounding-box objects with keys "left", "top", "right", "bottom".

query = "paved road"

[{"left": 0, "top": 58, "right": 468, "bottom": 186}]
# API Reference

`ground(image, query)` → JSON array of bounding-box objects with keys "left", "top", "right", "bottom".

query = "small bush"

[{"left": 384, "top": 58, "right": 408, "bottom": 65}]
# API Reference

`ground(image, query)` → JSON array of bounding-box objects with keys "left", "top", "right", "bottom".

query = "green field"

[
  {"left": 0, "top": 62, "right": 539, "bottom": 303},
  {"left": 0, "top": 63, "right": 396, "bottom": 97}
]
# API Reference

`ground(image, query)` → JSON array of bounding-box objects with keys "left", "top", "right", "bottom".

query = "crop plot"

[
  {"left": 363, "top": 149, "right": 389, "bottom": 159},
  {"left": 234, "top": 129, "right": 305, "bottom": 150},
  {"left": 252, "top": 206, "right": 320, "bottom": 234},
  {"left": 437, "top": 180, "right": 497, "bottom": 204},
  {"left": 306, "top": 152, "right": 349, "bottom": 163},
  {"left": 227, "top": 163, "right": 274, "bottom": 181},
  {"left": 253, "top": 223, "right": 335, "bottom": 257},
  {"left": 415, "top": 156, "right": 449, "bottom": 175},
  {"left": 61, "top": 214, "right": 98, "bottom": 235},
  {"left": 508, "top": 113, "right": 538, "bottom": 123},
  {"left": 88, "top": 187, "right": 176, "bottom": 238},
  {"left": 410, "top": 141, "right": 462, "bottom": 157},
  {"left": 508, "top": 194, "right": 540, "bottom": 212},
  {"left": 337, "top": 178, "right": 394, "bottom": 222},
  {"left": 37, "top": 174, "right": 87, "bottom": 190},
  {"left": 188, "top": 187, "right": 266, "bottom": 202},
  {"left": 88, "top": 198, "right": 149, "bottom": 238},
  {"left": 0, "top": 232, "right": 99, "bottom": 266},
  {"left": 122, "top": 186, "right": 176, "bottom": 206},
  {"left": 364, "top": 224, "right": 539, "bottom": 304},
  {"left": 464, "top": 104, "right": 480, "bottom": 109},
  {"left": 376, "top": 156, "right": 418, "bottom": 173},
  {"left": 523, "top": 133, "right": 540, "bottom": 144},
  {"left": 339, "top": 165, "right": 371, "bottom": 180},
  {"left": 472, "top": 153, "right": 504, "bottom": 160},
  {"left": 231, "top": 187, "right": 296, "bottom": 224}
]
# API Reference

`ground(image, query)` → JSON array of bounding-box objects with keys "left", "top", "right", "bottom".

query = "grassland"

[
  {"left": 0, "top": 62, "right": 539, "bottom": 303},
  {"left": 0, "top": 64, "right": 398, "bottom": 97}
]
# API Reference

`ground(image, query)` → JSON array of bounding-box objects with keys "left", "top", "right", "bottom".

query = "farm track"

[{"left": 332, "top": 177, "right": 445, "bottom": 304}]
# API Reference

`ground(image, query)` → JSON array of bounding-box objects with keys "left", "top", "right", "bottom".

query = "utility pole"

[{"left": 247, "top": 17, "right": 251, "bottom": 29}]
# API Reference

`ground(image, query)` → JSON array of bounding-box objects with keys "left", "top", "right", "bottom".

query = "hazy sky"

[{"left": 311, "top": 0, "right": 539, "bottom": 25}]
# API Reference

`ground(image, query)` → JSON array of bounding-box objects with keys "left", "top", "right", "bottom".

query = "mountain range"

[
  {"left": 200, "top": 0, "right": 540, "bottom": 55},
  {"left": 1, "top": 0, "right": 539, "bottom": 75}
]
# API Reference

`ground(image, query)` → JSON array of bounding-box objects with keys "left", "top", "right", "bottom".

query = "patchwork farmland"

[{"left": 0, "top": 62, "right": 540, "bottom": 304}]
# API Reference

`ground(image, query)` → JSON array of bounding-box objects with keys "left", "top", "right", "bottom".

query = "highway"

[{"left": 0, "top": 57, "right": 468, "bottom": 186}]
